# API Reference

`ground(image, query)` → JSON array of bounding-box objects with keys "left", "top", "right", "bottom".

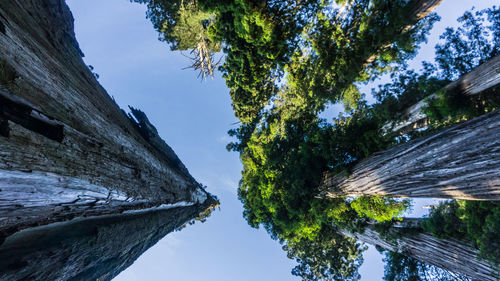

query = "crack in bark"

[{"left": 0, "top": 86, "right": 63, "bottom": 142}]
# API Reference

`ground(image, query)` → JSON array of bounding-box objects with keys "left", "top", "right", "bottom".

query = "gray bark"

[
  {"left": 0, "top": 204, "right": 210, "bottom": 281},
  {"left": 0, "top": 0, "right": 214, "bottom": 239},
  {"left": 444, "top": 55, "right": 500, "bottom": 96},
  {"left": 340, "top": 225, "right": 499, "bottom": 281},
  {"left": 321, "top": 109, "right": 500, "bottom": 200}
]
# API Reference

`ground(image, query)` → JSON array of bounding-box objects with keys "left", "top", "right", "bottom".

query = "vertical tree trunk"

[
  {"left": 321, "top": 109, "right": 500, "bottom": 200},
  {"left": 340, "top": 224, "right": 499, "bottom": 281},
  {"left": 0, "top": 0, "right": 215, "bottom": 240},
  {"left": 0, "top": 203, "right": 211, "bottom": 281}
]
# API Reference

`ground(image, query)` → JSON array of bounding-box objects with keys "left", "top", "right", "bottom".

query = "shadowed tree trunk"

[
  {"left": 0, "top": 203, "right": 212, "bottom": 281},
  {"left": 0, "top": 0, "right": 216, "bottom": 241},
  {"left": 321, "top": 56, "right": 500, "bottom": 200},
  {"left": 340, "top": 222, "right": 499, "bottom": 281}
]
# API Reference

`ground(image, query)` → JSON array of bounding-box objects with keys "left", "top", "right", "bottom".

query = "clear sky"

[{"left": 65, "top": 1, "right": 497, "bottom": 280}]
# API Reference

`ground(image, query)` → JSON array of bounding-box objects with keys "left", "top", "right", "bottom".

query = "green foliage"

[
  {"left": 201, "top": 0, "right": 326, "bottom": 123},
  {"left": 235, "top": 64, "right": 451, "bottom": 241},
  {"left": 281, "top": 1, "right": 439, "bottom": 115},
  {"left": 232, "top": 43, "right": 456, "bottom": 242},
  {"left": 284, "top": 224, "right": 366, "bottom": 281},
  {"left": 237, "top": 114, "right": 353, "bottom": 240},
  {"left": 169, "top": 4, "right": 219, "bottom": 52},
  {"left": 135, "top": 2, "right": 500, "bottom": 278},
  {"left": 421, "top": 202, "right": 462, "bottom": 239},
  {"left": 131, "top": 0, "right": 219, "bottom": 51},
  {"left": 382, "top": 251, "right": 471, "bottom": 281},
  {"left": 351, "top": 197, "right": 409, "bottom": 222},
  {"left": 235, "top": 102, "right": 411, "bottom": 242},
  {"left": 422, "top": 6, "right": 500, "bottom": 127},
  {"left": 137, "top": 0, "right": 439, "bottom": 122},
  {"left": 372, "top": 69, "right": 446, "bottom": 113},
  {"left": 422, "top": 201, "right": 500, "bottom": 265},
  {"left": 384, "top": 251, "right": 422, "bottom": 281},
  {"left": 424, "top": 85, "right": 500, "bottom": 128},
  {"left": 232, "top": 8, "right": 500, "bottom": 278},
  {"left": 132, "top": 0, "right": 222, "bottom": 79}
]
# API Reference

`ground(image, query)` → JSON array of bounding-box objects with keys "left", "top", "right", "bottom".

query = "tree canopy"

[
  {"left": 284, "top": 224, "right": 366, "bottom": 281},
  {"left": 231, "top": 5, "right": 499, "bottom": 278},
  {"left": 134, "top": 1, "right": 500, "bottom": 279}
]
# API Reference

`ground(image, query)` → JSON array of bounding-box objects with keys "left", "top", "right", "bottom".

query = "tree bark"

[
  {"left": 0, "top": 0, "right": 215, "bottom": 240},
  {"left": 321, "top": 109, "right": 500, "bottom": 200},
  {"left": 0, "top": 203, "right": 211, "bottom": 281},
  {"left": 340, "top": 224, "right": 499, "bottom": 281},
  {"left": 405, "top": 0, "right": 443, "bottom": 23}
]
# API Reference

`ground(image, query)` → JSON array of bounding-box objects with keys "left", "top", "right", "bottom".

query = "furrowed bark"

[
  {"left": 444, "top": 55, "right": 500, "bottom": 96},
  {"left": 0, "top": 203, "right": 212, "bottom": 281},
  {"left": 321, "top": 109, "right": 500, "bottom": 200},
  {"left": 0, "top": 0, "right": 215, "bottom": 240},
  {"left": 340, "top": 224, "right": 499, "bottom": 281}
]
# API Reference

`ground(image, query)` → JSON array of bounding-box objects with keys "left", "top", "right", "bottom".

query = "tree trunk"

[
  {"left": 0, "top": 203, "right": 211, "bottom": 281},
  {"left": 321, "top": 109, "right": 500, "bottom": 200},
  {"left": 340, "top": 224, "right": 499, "bottom": 281},
  {"left": 0, "top": 0, "right": 215, "bottom": 240},
  {"left": 405, "top": 0, "right": 443, "bottom": 23}
]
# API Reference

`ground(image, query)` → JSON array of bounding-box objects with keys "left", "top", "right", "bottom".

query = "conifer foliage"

[{"left": 134, "top": 1, "right": 500, "bottom": 279}]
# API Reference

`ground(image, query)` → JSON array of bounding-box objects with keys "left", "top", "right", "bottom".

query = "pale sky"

[{"left": 66, "top": 1, "right": 497, "bottom": 280}]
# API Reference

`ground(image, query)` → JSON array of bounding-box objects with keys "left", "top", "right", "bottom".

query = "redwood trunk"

[
  {"left": 340, "top": 225, "right": 499, "bottom": 281},
  {"left": 321, "top": 109, "right": 500, "bottom": 200},
  {"left": 0, "top": 204, "right": 209, "bottom": 281},
  {"left": 0, "top": 0, "right": 214, "bottom": 240}
]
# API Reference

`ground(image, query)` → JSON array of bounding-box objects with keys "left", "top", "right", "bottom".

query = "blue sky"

[{"left": 65, "top": 1, "right": 497, "bottom": 280}]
